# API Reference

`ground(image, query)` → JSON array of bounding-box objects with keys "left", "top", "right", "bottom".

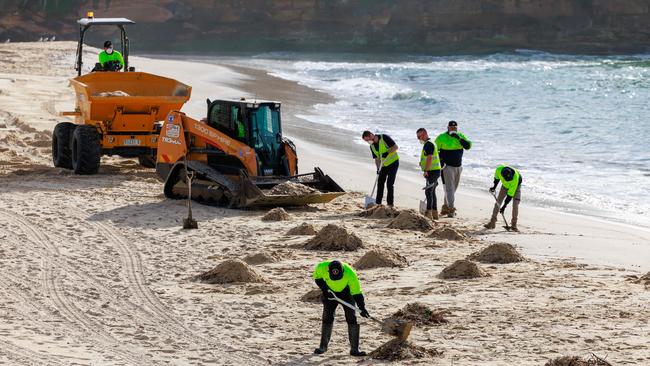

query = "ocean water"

[{"left": 227, "top": 52, "right": 650, "bottom": 227}]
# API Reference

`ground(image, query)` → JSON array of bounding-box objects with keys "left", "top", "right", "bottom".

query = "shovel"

[
  {"left": 182, "top": 157, "right": 198, "bottom": 230},
  {"left": 364, "top": 157, "right": 384, "bottom": 209},
  {"left": 490, "top": 191, "right": 511, "bottom": 231},
  {"left": 328, "top": 291, "right": 413, "bottom": 341}
]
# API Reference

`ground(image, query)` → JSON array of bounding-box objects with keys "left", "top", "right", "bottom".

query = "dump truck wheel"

[
  {"left": 137, "top": 154, "right": 156, "bottom": 168},
  {"left": 52, "top": 122, "right": 76, "bottom": 169},
  {"left": 71, "top": 125, "right": 101, "bottom": 175}
]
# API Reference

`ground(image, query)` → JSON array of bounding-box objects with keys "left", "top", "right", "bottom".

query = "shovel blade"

[
  {"left": 183, "top": 217, "right": 198, "bottom": 229},
  {"left": 364, "top": 196, "right": 376, "bottom": 209},
  {"left": 381, "top": 319, "right": 414, "bottom": 340}
]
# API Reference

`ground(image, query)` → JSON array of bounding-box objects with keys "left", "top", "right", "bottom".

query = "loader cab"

[
  {"left": 75, "top": 12, "right": 134, "bottom": 76},
  {"left": 207, "top": 99, "right": 287, "bottom": 176}
]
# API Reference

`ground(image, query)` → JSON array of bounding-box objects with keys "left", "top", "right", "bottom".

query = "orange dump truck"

[{"left": 52, "top": 14, "right": 191, "bottom": 174}]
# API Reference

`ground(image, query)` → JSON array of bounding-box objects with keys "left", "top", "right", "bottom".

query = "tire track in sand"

[
  {"left": 84, "top": 212, "right": 266, "bottom": 364},
  {"left": 0, "top": 339, "right": 65, "bottom": 366},
  {"left": 0, "top": 210, "right": 150, "bottom": 365}
]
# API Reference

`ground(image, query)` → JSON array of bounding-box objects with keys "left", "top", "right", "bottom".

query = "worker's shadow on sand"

[
  {"left": 87, "top": 199, "right": 254, "bottom": 228},
  {"left": 275, "top": 353, "right": 368, "bottom": 366}
]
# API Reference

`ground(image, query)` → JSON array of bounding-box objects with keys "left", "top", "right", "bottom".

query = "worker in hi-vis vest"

[
  {"left": 362, "top": 131, "right": 399, "bottom": 206},
  {"left": 485, "top": 164, "right": 522, "bottom": 231},
  {"left": 98, "top": 40, "right": 124, "bottom": 71},
  {"left": 312, "top": 260, "right": 369, "bottom": 357},
  {"left": 435, "top": 120, "right": 472, "bottom": 218},
  {"left": 416, "top": 128, "right": 442, "bottom": 220}
]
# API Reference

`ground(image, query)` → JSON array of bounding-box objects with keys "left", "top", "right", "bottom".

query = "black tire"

[
  {"left": 52, "top": 122, "right": 76, "bottom": 169},
  {"left": 137, "top": 154, "right": 156, "bottom": 168},
  {"left": 71, "top": 125, "right": 101, "bottom": 175}
]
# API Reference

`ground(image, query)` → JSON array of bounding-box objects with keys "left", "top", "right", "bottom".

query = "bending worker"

[
  {"left": 417, "top": 128, "right": 442, "bottom": 220},
  {"left": 362, "top": 131, "right": 399, "bottom": 207},
  {"left": 485, "top": 164, "right": 522, "bottom": 232},
  {"left": 435, "top": 120, "right": 472, "bottom": 217},
  {"left": 98, "top": 40, "right": 124, "bottom": 71},
  {"left": 313, "top": 260, "right": 369, "bottom": 357}
]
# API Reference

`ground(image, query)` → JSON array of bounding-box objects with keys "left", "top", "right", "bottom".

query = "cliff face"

[{"left": 1, "top": 0, "right": 649, "bottom": 54}]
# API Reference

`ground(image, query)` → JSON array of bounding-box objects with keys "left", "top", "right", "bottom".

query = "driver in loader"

[
  {"left": 98, "top": 40, "right": 124, "bottom": 71},
  {"left": 313, "top": 260, "right": 369, "bottom": 357}
]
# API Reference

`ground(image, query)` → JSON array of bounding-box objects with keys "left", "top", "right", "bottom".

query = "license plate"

[{"left": 123, "top": 138, "right": 141, "bottom": 146}]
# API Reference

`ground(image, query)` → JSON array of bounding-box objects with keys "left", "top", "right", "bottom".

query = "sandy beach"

[{"left": 0, "top": 41, "right": 649, "bottom": 365}]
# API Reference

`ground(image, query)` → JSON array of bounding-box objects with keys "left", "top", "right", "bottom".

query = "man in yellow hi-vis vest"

[
  {"left": 312, "top": 260, "right": 369, "bottom": 357},
  {"left": 362, "top": 131, "right": 399, "bottom": 206},
  {"left": 416, "top": 128, "right": 442, "bottom": 220}
]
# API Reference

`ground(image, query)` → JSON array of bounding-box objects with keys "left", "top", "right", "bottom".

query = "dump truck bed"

[{"left": 69, "top": 72, "right": 191, "bottom": 123}]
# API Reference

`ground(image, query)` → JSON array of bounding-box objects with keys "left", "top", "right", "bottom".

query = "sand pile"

[
  {"left": 354, "top": 248, "right": 408, "bottom": 269},
  {"left": 389, "top": 302, "right": 449, "bottom": 326},
  {"left": 545, "top": 355, "right": 612, "bottom": 366},
  {"left": 387, "top": 209, "right": 434, "bottom": 232},
  {"left": 358, "top": 204, "right": 400, "bottom": 219},
  {"left": 439, "top": 259, "right": 489, "bottom": 279},
  {"left": 193, "top": 259, "right": 265, "bottom": 284},
  {"left": 262, "top": 207, "right": 290, "bottom": 221},
  {"left": 429, "top": 226, "right": 466, "bottom": 241},
  {"left": 243, "top": 252, "right": 279, "bottom": 265},
  {"left": 369, "top": 339, "right": 442, "bottom": 361},
  {"left": 468, "top": 242, "right": 525, "bottom": 264},
  {"left": 268, "top": 181, "right": 317, "bottom": 196},
  {"left": 300, "top": 289, "right": 322, "bottom": 303},
  {"left": 286, "top": 222, "right": 317, "bottom": 236},
  {"left": 304, "top": 224, "right": 363, "bottom": 251}
]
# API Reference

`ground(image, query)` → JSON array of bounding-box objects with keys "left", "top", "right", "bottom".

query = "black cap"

[
  {"left": 328, "top": 261, "right": 344, "bottom": 281},
  {"left": 103, "top": 40, "right": 112, "bottom": 48},
  {"left": 502, "top": 167, "right": 514, "bottom": 181},
  {"left": 448, "top": 120, "right": 458, "bottom": 127}
]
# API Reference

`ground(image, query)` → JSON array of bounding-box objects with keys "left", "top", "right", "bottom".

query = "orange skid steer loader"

[
  {"left": 52, "top": 14, "right": 191, "bottom": 174},
  {"left": 156, "top": 99, "right": 345, "bottom": 208}
]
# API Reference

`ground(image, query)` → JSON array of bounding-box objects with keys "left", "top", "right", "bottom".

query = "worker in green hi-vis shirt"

[
  {"left": 435, "top": 120, "right": 472, "bottom": 218},
  {"left": 312, "top": 260, "right": 370, "bottom": 357},
  {"left": 485, "top": 164, "right": 523, "bottom": 231},
  {"left": 98, "top": 40, "right": 124, "bottom": 71}
]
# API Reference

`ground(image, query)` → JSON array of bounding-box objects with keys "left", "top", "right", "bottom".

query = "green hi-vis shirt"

[
  {"left": 495, "top": 165, "right": 521, "bottom": 197},
  {"left": 98, "top": 50, "right": 124, "bottom": 68},
  {"left": 435, "top": 132, "right": 472, "bottom": 150},
  {"left": 312, "top": 261, "right": 362, "bottom": 295}
]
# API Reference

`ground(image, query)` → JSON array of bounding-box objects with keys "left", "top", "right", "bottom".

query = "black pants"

[
  {"left": 425, "top": 170, "right": 441, "bottom": 210},
  {"left": 376, "top": 161, "right": 399, "bottom": 206},
  {"left": 322, "top": 289, "right": 357, "bottom": 325}
]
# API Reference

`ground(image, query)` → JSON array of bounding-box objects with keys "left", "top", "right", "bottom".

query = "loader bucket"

[
  {"left": 159, "top": 161, "right": 345, "bottom": 208},
  {"left": 69, "top": 72, "right": 191, "bottom": 123},
  {"left": 236, "top": 168, "right": 345, "bottom": 208}
]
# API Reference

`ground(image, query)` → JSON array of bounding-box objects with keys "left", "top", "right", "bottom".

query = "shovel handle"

[{"left": 327, "top": 290, "right": 374, "bottom": 316}]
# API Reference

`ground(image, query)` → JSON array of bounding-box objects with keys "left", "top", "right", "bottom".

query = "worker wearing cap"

[
  {"left": 417, "top": 128, "right": 442, "bottom": 220},
  {"left": 98, "top": 40, "right": 124, "bottom": 71},
  {"left": 435, "top": 120, "right": 472, "bottom": 218},
  {"left": 484, "top": 164, "right": 522, "bottom": 231},
  {"left": 362, "top": 131, "right": 399, "bottom": 207},
  {"left": 312, "top": 260, "right": 369, "bottom": 357}
]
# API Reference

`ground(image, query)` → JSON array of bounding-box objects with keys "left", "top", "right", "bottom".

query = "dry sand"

[
  {"left": 354, "top": 248, "right": 409, "bottom": 269},
  {"left": 262, "top": 207, "right": 291, "bottom": 221},
  {"left": 0, "top": 42, "right": 649, "bottom": 365}
]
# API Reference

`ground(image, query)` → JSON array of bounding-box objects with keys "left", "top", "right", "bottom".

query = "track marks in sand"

[
  {"left": 84, "top": 215, "right": 266, "bottom": 364},
  {"left": 0, "top": 209, "right": 150, "bottom": 365}
]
